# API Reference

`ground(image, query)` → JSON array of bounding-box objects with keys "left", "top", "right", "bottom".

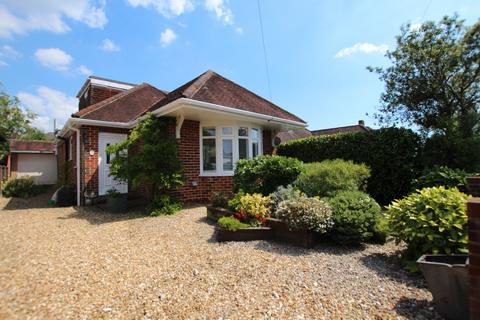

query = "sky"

[{"left": 0, "top": 0, "right": 479, "bottom": 132}]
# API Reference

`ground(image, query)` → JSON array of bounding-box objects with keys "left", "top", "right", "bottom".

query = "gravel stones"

[{"left": 0, "top": 193, "right": 441, "bottom": 319}]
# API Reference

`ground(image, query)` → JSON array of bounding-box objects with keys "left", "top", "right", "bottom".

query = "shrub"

[
  {"left": 210, "top": 191, "right": 230, "bottom": 208},
  {"left": 2, "top": 176, "right": 36, "bottom": 198},
  {"left": 294, "top": 159, "right": 370, "bottom": 197},
  {"left": 106, "top": 188, "right": 122, "bottom": 198},
  {"left": 275, "top": 196, "right": 333, "bottom": 233},
  {"left": 371, "top": 215, "right": 389, "bottom": 244},
  {"left": 149, "top": 195, "right": 182, "bottom": 216},
  {"left": 413, "top": 165, "right": 476, "bottom": 192},
  {"left": 229, "top": 193, "right": 271, "bottom": 226},
  {"left": 386, "top": 187, "right": 469, "bottom": 261},
  {"left": 277, "top": 127, "right": 422, "bottom": 204},
  {"left": 423, "top": 134, "right": 480, "bottom": 172},
  {"left": 218, "top": 216, "right": 250, "bottom": 231},
  {"left": 270, "top": 185, "right": 306, "bottom": 213},
  {"left": 326, "top": 191, "right": 382, "bottom": 245},
  {"left": 233, "top": 155, "right": 304, "bottom": 195}
]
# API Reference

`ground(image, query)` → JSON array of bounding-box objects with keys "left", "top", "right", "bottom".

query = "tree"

[
  {"left": 19, "top": 127, "right": 49, "bottom": 141},
  {"left": 369, "top": 15, "right": 480, "bottom": 138},
  {"left": 0, "top": 85, "right": 38, "bottom": 161},
  {"left": 107, "top": 113, "right": 184, "bottom": 201}
]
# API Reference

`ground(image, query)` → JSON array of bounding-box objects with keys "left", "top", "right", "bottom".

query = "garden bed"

[
  {"left": 267, "top": 218, "right": 319, "bottom": 248},
  {"left": 217, "top": 227, "right": 273, "bottom": 242},
  {"left": 206, "top": 206, "right": 234, "bottom": 222}
]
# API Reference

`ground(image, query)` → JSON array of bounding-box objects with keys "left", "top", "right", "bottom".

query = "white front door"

[{"left": 98, "top": 132, "right": 128, "bottom": 195}]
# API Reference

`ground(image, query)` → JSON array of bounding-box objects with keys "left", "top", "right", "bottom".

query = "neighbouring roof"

[
  {"left": 73, "top": 83, "right": 168, "bottom": 122},
  {"left": 310, "top": 123, "right": 369, "bottom": 136},
  {"left": 72, "top": 70, "right": 306, "bottom": 125},
  {"left": 150, "top": 70, "right": 306, "bottom": 123},
  {"left": 275, "top": 121, "right": 371, "bottom": 144},
  {"left": 9, "top": 140, "right": 55, "bottom": 153},
  {"left": 275, "top": 129, "right": 312, "bottom": 144}
]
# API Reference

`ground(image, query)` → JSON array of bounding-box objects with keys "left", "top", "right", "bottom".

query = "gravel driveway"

[{"left": 0, "top": 192, "right": 441, "bottom": 319}]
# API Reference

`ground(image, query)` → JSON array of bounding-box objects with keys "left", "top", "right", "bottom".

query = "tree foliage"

[
  {"left": 18, "top": 127, "right": 49, "bottom": 141},
  {"left": 0, "top": 85, "right": 38, "bottom": 161},
  {"left": 107, "top": 114, "right": 184, "bottom": 200},
  {"left": 369, "top": 15, "right": 480, "bottom": 138}
]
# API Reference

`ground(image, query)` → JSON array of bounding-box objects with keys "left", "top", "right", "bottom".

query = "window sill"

[{"left": 200, "top": 172, "right": 234, "bottom": 177}]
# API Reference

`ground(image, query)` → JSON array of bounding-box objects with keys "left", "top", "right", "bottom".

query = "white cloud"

[
  {"left": 0, "top": 45, "right": 20, "bottom": 66},
  {"left": 17, "top": 86, "right": 77, "bottom": 131},
  {"left": 235, "top": 27, "right": 243, "bottom": 35},
  {"left": 334, "top": 43, "right": 388, "bottom": 58},
  {"left": 160, "top": 28, "right": 177, "bottom": 47},
  {"left": 205, "top": 0, "right": 233, "bottom": 25},
  {"left": 100, "top": 38, "right": 120, "bottom": 52},
  {"left": 35, "top": 48, "right": 72, "bottom": 71},
  {"left": 77, "top": 65, "right": 93, "bottom": 76},
  {"left": 0, "top": 1, "right": 107, "bottom": 39},
  {"left": 409, "top": 23, "right": 422, "bottom": 32},
  {"left": 127, "top": 0, "right": 194, "bottom": 18}
]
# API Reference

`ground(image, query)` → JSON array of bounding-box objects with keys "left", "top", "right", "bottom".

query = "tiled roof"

[
  {"left": 150, "top": 70, "right": 306, "bottom": 123},
  {"left": 310, "top": 124, "right": 369, "bottom": 136},
  {"left": 73, "top": 83, "right": 167, "bottom": 122},
  {"left": 72, "top": 70, "right": 305, "bottom": 124},
  {"left": 9, "top": 140, "right": 55, "bottom": 153},
  {"left": 275, "top": 129, "right": 312, "bottom": 144}
]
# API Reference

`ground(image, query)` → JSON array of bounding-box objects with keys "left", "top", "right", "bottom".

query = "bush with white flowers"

[{"left": 275, "top": 196, "right": 333, "bottom": 233}]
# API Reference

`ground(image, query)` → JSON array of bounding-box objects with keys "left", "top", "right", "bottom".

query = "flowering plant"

[
  {"left": 275, "top": 196, "right": 333, "bottom": 233},
  {"left": 230, "top": 193, "right": 271, "bottom": 226}
]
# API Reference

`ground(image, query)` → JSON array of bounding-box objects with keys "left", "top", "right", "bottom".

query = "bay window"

[{"left": 201, "top": 125, "right": 262, "bottom": 175}]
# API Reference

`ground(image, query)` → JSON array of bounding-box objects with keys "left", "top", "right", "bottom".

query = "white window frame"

[{"left": 200, "top": 123, "right": 263, "bottom": 176}]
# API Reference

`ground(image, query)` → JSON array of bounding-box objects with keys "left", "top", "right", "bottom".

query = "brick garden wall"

[{"left": 467, "top": 197, "right": 480, "bottom": 320}]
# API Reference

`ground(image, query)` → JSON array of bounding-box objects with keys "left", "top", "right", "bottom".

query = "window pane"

[
  {"left": 222, "top": 127, "right": 233, "bottom": 135},
  {"left": 106, "top": 143, "right": 111, "bottom": 164},
  {"left": 223, "top": 139, "right": 233, "bottom": 171},
  {"left": 202, "top": 127, "right": 216, "bottom": 137},
  {"left": 202, "top": 139, "right": 216, "bottom": 171},
  {"left": 238, "top": 127, "right": 248, "bottom": 137},
  {"left": 251, "top": 128, "right": 259, "bottom": 140},
  {"left": 239, "top": 139, "right": 248, "bottom": 159},
  {"left": 252, "top": 141, "right": 259, "bottom": 158}
]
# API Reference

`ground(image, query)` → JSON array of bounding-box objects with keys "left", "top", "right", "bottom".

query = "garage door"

[{"left": 17, "top": 153, "right": 57, "bottom": 185}]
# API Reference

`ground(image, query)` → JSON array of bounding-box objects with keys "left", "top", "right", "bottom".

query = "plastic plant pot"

[{"left": 417, "top": 254, "right": 469, "bottom": 320}]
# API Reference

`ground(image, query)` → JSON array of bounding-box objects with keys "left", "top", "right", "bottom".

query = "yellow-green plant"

[
  {"left": 230, "top": 193, "right": 271, "bottom": 226},
  {"left": 386, "top": 186, "right": 469, "bottom": 261}
]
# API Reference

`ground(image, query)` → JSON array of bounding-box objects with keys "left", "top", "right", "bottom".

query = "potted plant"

[
  {"left": 84, "top": 191, "right": 95, "bottom": 206},
  {"left": 417, "top": 254, "right": 469, "bottom": 320},
  {"left": 106, "top": 188, "right": 127, "bottom": 213}
]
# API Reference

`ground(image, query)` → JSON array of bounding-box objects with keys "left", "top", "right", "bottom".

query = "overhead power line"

[{"left": 257, "top": 0, "right": 272, "bottom": 101}]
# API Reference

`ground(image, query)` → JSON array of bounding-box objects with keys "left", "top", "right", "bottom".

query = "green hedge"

[
  {"left": 233, "top": 155, "right": 304, "bottom": 195},
  {"left": 277, "top": 127, "right": 422, "bottom": 204}
]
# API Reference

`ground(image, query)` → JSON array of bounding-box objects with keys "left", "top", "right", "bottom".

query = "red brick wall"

[
  {"left": 263, "top": 129, "right": 273, "bottom": 155},
  {"left": 468, "top": 198, "right": 480, "bottom": 320},
  {"left": 467, "top": 177, "right": 480, "bottom": 197},
  {"left": 64, "top": 120, "right": 274, "bottom": 204},
  {"left": 169, "top": 120, "right": 274, "bottom": 203},
  {"left": 79, "top": 85, "right": 123, "bottom": 110}
]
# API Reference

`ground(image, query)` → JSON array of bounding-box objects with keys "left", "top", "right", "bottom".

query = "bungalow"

[{"left": 56, "top": 70, "right": 307, "bottom": 205}]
